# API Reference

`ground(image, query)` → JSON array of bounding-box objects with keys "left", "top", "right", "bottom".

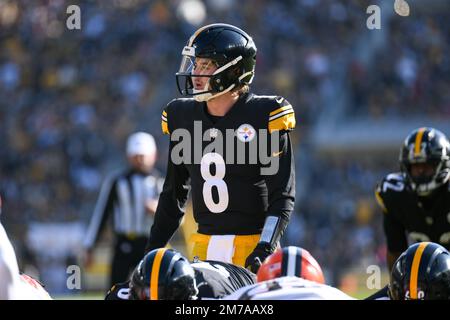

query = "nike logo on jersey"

[{"left": 276, "top": 97, "right": 284, "bottom": 104}]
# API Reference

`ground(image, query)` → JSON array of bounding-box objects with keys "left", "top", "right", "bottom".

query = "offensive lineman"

[{"left": 105, "top": 248, "right": 255, "bottom": 300}]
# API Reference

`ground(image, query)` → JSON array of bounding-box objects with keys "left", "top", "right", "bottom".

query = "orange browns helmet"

[{"left": 256, "top": 246, "right": 325, "bottom": 284}]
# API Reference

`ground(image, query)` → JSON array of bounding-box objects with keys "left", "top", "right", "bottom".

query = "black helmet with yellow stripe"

[
  {"left": 129, "top": 248, "right": 198, "bottom": 300},
  {"left": 399, "top": 127, "right": 450, "bottom": 196},
  {"left": 389, "top": 242, "right": 450, "bottom": 300}
]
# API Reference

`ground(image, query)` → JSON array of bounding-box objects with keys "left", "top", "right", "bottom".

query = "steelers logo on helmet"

[{"left": 236, "top": 124, "right": 256, "bottom": 143}]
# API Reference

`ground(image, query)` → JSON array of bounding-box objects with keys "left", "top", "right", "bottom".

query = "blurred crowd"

[
  {"left": 0, "top": 0, "right": 449, "bottom": 292},
  {"left": 348, "top": 3, "right": 450, "bottom": 118}
]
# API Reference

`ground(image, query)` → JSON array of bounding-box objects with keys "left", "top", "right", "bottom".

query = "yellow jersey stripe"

[
  {"left": 374, "top": 190, "right": 387, "bottom": 213},
  {"left": 410, "top": 242, "right": 429, "bottom": 299},
  {"left": 414, "top": 128, "right": 426, "bottom": 156},
  {"left": 150, "top": 249, "right": 166, "bottom": 300},
  {"left": 269, "top": 105, "right": 293, "bottom": 117},
  {"left": 162, "top": 110, "right": 167, "bottom": 117},
  {"left": 269, "top": 109, "right": 294, "bottom": 122},
  {"left": 268, "top": 113, "right": 296, "bottom": 133},
  {"left": 162, "top": 121, "right": 169, "bottom": 135}
]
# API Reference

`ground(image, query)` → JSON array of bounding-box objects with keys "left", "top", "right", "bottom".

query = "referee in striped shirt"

[{"left": 83, "top": 132, "right": 163, "bottom": 287}]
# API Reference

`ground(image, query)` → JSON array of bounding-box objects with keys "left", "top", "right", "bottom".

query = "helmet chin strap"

[{"left": 193, "top": 82, "right": 236, "bottom": 102}]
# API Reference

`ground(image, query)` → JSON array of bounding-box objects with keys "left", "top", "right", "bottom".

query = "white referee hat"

[{"left": 126, "top": 132, "right": 156, "bottom": 156}]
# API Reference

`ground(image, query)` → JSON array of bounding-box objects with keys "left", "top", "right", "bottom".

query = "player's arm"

[
  {"left": 145, "top": 107, "right": 191, "bottom": 252},
  {"left": 246, "top": 98, "right": 296, "bottom": 272},
  {"left": 375, "top": 183, "right": 407, "bottom": 272},
  {"left": 384, "top": 209, "right": 406, "bottom": 271}
]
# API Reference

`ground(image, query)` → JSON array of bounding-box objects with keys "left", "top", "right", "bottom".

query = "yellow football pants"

[{"left": 189, "top": 233, "right": 260, "bottom": 267}]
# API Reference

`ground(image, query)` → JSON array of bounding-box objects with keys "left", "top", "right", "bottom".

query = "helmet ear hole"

[{"left": 227, "top": 65, "right": 243, "bottom": 87}]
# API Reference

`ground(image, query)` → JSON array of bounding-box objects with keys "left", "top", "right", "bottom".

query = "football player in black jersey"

[
  {"left": 105, "top": 248, "right": 255, "bottom": 300},
  {"left": 145, "top": 23, "right": 296, "bottom": 273},
  {"left": 375, "top": 127, "right": 450, "bottom": 271}
]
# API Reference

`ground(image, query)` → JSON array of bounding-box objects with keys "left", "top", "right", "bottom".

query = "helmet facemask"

[
  {"left": 402, "top": 160, "right": 447, "bottom": 196},
  {"left": 129, "top": 262, "right": 150, "bottom": 300},
  {"left": 164, "top": 260, "right": 198, "bottom": 300}
]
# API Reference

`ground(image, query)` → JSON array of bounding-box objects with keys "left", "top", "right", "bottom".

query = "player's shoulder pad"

[
  {"left": 105, "top": 281, "right": 131, "bottom": 300},
  {"left": 379, "top": 172, "right": 406, "bottom": 191},
  {"left": 256, "top": 95, "right": 295, "bottom": 133},
  {"left": 161, "top": 98, "right": 197, "bottom": 135},
  {"left": 375, "top": 172, "right": 407, "bottom": 213}
]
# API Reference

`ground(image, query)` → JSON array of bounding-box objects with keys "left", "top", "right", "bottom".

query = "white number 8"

[{"left": 200, "top": 153, "right": 229, "bottom": 213}]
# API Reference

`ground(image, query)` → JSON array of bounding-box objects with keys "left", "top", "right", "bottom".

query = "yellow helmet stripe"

[
  {"left": 150, "top": 248, "right": 167, "bottom": 300},
  {"left": 414, "top": 128, "right": 426, "bottom": 156},
  {"left": 409, "top": 242, "right": 429, "bottom": 299}
]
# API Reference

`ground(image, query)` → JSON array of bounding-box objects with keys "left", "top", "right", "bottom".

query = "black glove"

[{"left": 245, "top": 243, "right": 272, "bottom": 273}]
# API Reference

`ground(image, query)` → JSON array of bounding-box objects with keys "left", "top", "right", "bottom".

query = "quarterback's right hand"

[{"left": 245, "top": 243, "right": 272, "bottom": 273}]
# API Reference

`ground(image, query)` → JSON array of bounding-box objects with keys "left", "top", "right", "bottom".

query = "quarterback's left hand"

[{"left": 245, "top": 243, "right": 272, "bottom": 273}]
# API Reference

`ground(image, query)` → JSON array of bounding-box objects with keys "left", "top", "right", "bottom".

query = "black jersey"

[
  {"left": 147, "top": 92, "right": 296, "bottom": 251},
  {"left": 192, "top": 260, "right": 256, "bottom": 299},
  {"left": 375, "top": 172, "right": 450, "bottom": 252},
  {"left": 105, "top": 281, "right": 131, "bottom": 300},
  {"left": 105, "top": 260, "right": 255, "bottom": 300}
]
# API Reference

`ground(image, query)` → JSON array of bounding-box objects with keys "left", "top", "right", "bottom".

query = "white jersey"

[
  {"left": 224, "top": 276, "right": 355, "bottom": 300},
  {"left": 0, "top": 223, "right": 51, "bottom": 300}
]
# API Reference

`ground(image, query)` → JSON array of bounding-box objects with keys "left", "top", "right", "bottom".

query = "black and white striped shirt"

[{"left": 84, "top": 169, "right": 163, "bottom": 249}]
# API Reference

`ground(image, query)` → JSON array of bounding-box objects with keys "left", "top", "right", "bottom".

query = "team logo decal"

[{"left": 236, "top": 124, "right": 256, "bottom": 143}]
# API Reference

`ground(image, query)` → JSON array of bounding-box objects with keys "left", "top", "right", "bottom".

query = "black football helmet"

[
  {"left": 129, "top": 248, "right": 198, "bottom": 300},
  {"left": 389, "top": 242, "right": 450, "bottom": 300},
  {"left": 399, "top": 127, "right": 450, "bottom": 196},
  {"left": 176, "top": 23, "right": 257, "bottom": 102}
]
